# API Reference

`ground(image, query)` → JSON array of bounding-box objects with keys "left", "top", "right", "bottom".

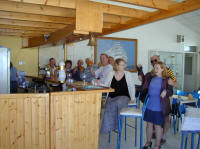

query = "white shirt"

[
  {"left": 103, "top": 71, "right": 136, "bottom": 101},
  {"left": 95, "top": 64, "right": 113, "bottom": 84}
]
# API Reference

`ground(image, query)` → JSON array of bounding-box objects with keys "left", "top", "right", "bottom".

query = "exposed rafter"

[
  {"left": 0, "top": 11, "right": 75, "bottom": 24},
  {"left": 26, "top": 24, "right": 75, "bottom": 48},
  {"left": 0, "top": 1, "right": 76, "bottom": 17},
  {"left": 110, "top": 0, "right": 169, "bottom": 10},
  {"left": 0, "top": 19, "right": 66, "bottom": 29}
]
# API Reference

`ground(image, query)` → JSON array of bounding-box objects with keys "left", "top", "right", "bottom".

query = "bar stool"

[{"left": 117, "top": 95, "right": 150, "bottom": 149}]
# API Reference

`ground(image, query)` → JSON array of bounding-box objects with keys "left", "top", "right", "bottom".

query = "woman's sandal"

[{"left": 142, "top": 142, "right": 152, "bottom": 149}]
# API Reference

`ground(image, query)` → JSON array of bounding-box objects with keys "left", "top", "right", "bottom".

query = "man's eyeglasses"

[{"left": 151, "top": 59, "right": 157, "bottom": 64}]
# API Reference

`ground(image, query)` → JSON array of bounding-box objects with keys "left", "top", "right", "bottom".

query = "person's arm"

[
  {"left": 136, "top": 64, "right": 145, "bottom": 83},
  {"left": 167, "top": 68, "right": 178, "bottom": 87},
  {"left": 127, "top": 72, "right": 136, "bottom": 102},
  {"left": 94, "top": 67, "right": 102, "bottom": 79},
  {"left": 161, "top": 80, "right": 173, "bottom": 98},
  {"left": 101, "top": 71, "right": 113, "bottom": 87}
]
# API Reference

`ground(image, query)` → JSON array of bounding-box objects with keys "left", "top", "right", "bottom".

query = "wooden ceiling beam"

[
  {"left": 0, "top": 1, "right": 76, "bottom": 17},
  {"left": 8, "top": 0, "right": 76, "bottom": 9},
  {"left": 101, "top": 3, "right": 149, "bottom": 18},
  {"left": 0, "top": 18, "right": 67, "bottom": 29},
  {"left": 0, "top": 24, "right": 56, "bottom": 32},
  {"left": 104, "top": 14, "right": 135, "bottom": 24},
  {"left": 0, "top": 11, "right": 75, "bottom": 24},
  {"left": 101, "top": 0, "right": 200, "bottom": 35},
  {"left": 0, "top": 32, "right": 43, "bottom": 38},
  {"left": 110, "top": 0, "right": 169, "bottom": 10},
  {"left": 0, "top": 28, "right": 50, "bottom": 35},
  {"left": 4, "top": 0, "right": 149, "bottom": 19},
  {"left": 26, "top": 24, "right": 75, "bottom": 48}
]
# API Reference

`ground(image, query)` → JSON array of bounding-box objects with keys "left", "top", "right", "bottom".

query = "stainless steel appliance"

[{"left": 0, "top": 46, "right": 10, "bottom": 93}]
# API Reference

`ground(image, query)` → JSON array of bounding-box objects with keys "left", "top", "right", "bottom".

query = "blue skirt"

[{"left": 143, "top": 108, "right": 164, "bottom": 126}]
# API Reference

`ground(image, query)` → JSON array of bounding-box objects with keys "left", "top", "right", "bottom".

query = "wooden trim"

[
  {"left": 101, "top": 3, "right": 149, "bottom": 18},
  {"left": 0, "top": 10, "right": 75, "bottom": 24},
  {"left": 0, "top": 18, "right": 67, "bottom": 29},
  {"left": 50, "top": 89, "right": 114, "bottom": 95},
  {"left": 0, "top": 24, "right": 56, "bottom": 32},
  {"left": 0, "top": 93, "right": 49, "bottom": 99},
  {"left": 95, "top": 37, "right": 138, "bottom": 72},
  {"left": 110, "top": 0, "right": 169, "bottom": 10}
]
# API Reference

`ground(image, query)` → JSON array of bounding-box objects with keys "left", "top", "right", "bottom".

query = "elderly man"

[
  {"left": 72, "top": 59, "right": 85, "bottom": 81},
  {"left": 137, "top": 55, "right": 177, "bottom": 145},
  {"left": 92, "top": 53, "right": 113, "bottom": 85},
  {"left": 84, "top": 58, "right": 98, "bottom": 82}
]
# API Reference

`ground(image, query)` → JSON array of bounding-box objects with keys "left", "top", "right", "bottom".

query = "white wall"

[
  {"left": 39, "top": 44, "right": 65, "bottom": 67},
  {"left": 67, "top": 17, "right": 200, "bottom": 86},
  {"left": 66, "top": 40, "right": 94, "bottom": 68}
]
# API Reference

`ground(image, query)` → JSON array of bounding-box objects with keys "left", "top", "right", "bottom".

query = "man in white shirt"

[{"left": 92, "top": 53, "right": 113, "bottom": 84}]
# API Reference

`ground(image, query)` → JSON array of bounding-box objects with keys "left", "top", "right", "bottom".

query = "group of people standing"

[{"left": 99, "top": 55, "right": 177, "bottom": 149}]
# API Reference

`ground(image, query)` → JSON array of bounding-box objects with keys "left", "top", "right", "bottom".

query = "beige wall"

[{"left": 0, "top": 36, "right": 38, "bottom": 76}]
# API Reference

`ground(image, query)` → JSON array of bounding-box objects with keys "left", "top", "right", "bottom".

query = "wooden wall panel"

[
  {"left": 50, "top": 91, "right": 102, "bottom": 149},
  {"left": 0, "top": 94, "right": 49, "bottom": 149}
]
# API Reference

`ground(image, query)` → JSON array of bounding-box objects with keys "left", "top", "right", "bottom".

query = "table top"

[
  {"left": 171, "top": 95, "right": 197, "bottom": 104},
  {"left": 181, "top": 108, "right": 200, "bottom": 132}
]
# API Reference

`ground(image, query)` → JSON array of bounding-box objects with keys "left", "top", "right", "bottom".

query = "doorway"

[{"left": 184, "top": 52, "right": 198, "bottom": 92}]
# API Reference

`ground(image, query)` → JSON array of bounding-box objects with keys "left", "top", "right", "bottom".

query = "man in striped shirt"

[{"left": 137, "top": 55, "right": 178, "bottom": 144}]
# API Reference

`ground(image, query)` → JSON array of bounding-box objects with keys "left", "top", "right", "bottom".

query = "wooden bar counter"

[{"left": 0, "top": 88, "right": 113, "bottom": 149}]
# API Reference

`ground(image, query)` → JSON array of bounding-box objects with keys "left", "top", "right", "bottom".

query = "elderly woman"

[
  {"left": 100, "top": 58, "right": 135, "bottom": 134},
  {"left": 138, "top": 61, "right": 173, "bottom": 149},
  {"left": 65, "top": 60, "right": 73, "bottom": 79}
]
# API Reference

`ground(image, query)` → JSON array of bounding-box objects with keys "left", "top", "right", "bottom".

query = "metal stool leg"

[
  {"left": 181, "top": 132, "right": 184, "bottom": 149},
  {"left": 117, "top": 116, "right": 122, "bottom": 149},
  {"left": 191, "top": 133, "right": 195, "bottom": 149},
  {"left": 108, "top": 131, "right": 111, "bottom": 144},
  {"left": 135, "top": 117, "right": 137, "bottom": 147},
  {"left": 197, "top": 134, "right": 200, "bottom": 149},
  {"left": 125, "top": 117, "right": 127, "bottom": 141},
  {"left": 140, "top": 117, "right": 143, "bottom": 149},
  {"left": 185, "top": 135, "right": 188, "bottom": 149}
]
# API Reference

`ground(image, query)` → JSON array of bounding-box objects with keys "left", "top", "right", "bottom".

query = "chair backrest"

[
  {"left": 142, "top": 95, "right": 150, "bottom": 116},
  {"left": 136, "top": 92, "right": 141, "bottom": 108},
  {"left": 176, "top": 90, "right": 185, "bottom": 96}
]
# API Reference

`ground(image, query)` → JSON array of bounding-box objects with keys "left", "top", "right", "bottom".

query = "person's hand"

[
  {"left": 138, "top": 75, "right": 142, "bottom": 81},
  {"left": 90, "top": 68, "right": 95, "bottom": 76},
  {"left": 137, "top": 64, "right": 142, "bottom": 68},
  {"left": 128, "top": 100, "right": 135, "bottom": 103},
  {"left": 161, "top": 90, "right": 167, "bottom": 98},
  {"left": 168, "top": 78, "right": 178, "bottom": 87}
]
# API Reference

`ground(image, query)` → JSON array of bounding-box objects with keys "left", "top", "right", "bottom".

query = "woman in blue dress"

[{"left": 140, "top": 61, "right": 173, "bottom": 149}]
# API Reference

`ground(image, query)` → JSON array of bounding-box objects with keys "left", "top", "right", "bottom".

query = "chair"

[
  {"left": 177, "top": 90, "right": 186, "bottom": 96},
  {"left": 117, "top": 95, "right": 150, "bottom": 149},
  {"left": 107, "top": 93, "right": 140, "bottom": 144},
  {"left": 171, "top": 90, "right": 186, "bottom": 134},
  {"left": 186, "top": 92, "right": 199, "bottom": 108},
  {"left": 123, "top": 92, "right": 141, "bottom": 143}
]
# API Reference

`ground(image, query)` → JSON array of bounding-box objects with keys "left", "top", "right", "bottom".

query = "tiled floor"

[{"left": 98, "top": 113, "right": 199, "bottom": 149}]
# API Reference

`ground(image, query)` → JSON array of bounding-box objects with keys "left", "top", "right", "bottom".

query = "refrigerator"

[{"left": 0, "top": 46, "right": 10, "bottom": 94}]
